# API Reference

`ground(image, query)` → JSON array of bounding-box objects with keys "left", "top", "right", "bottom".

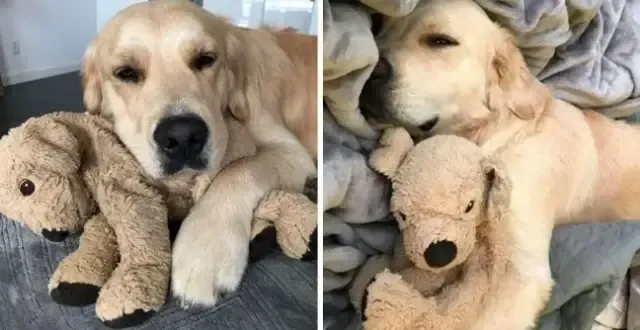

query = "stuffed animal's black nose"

[
  {"left": 42, "top": 229, "right": 69, "bottom": 242},
  {"left": 423, "top": 240, "right": 457, "bottom": 268},
  {"left": 154, "top": 115, "right": 209, "bottom": 161}
]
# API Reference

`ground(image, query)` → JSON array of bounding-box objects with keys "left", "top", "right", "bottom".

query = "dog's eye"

[
  {"left": 465, "top": 200, "right": 475, "bottom": 213},
  {"left": 423, "top": 34, "right": 459, "bottom": 48},
  {"left": 191, "top": 53, "right": 216, "bottom": 71},
  {"left": 19, "top": 179, "right": 35, "bottom": 196},
  {"left": 113, "top": 66, "right": 141, "bottom": 83}
]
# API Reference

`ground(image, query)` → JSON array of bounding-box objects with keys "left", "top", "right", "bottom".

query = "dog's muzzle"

[
  {"left": 153, "top": 114, "right": 209, "bottom": 175},
  {"left": 359, "top": 56, "right": 394, "bottom": 122}
]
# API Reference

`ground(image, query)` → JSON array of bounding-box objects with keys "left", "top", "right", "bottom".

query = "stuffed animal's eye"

[
  {"left": 19, "top": 179, "right": 35, "bottom": 196},
  {"left": 395, "top": 212, "right": 407, "bottom": 222},
  {"left": 423, "top": 33, "right": 459, "bottom": 48},
  {"left": 113, "top": 66, "right": 142, "bottom": 83},
  {"left": 465, "top": 200, "right": 475, "bottom": 213},
  {"left": 191, "top": 53, "right": 216, "bottom": 71}
]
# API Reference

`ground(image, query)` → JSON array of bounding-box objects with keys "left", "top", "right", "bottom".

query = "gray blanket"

[
  {"left": 322, "top": 0, "right": 640, "bottom": 329},
  {"left": 0, "top": 214, "right": 317, "bottom": 330}
]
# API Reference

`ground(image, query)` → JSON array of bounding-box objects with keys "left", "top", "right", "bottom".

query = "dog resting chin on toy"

[
  {"left": 350, "top": 127, "right": 514, "bottom": 330},
  {"left": 0, "top": 111, "right": 317, "bottom": 329}
]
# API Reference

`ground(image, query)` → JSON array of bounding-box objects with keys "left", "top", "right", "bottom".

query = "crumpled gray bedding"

[
  {"left": 0, "top": 214, "right": 317, "bottom": 330},
  {"left": 322, "top": 0, "right": 640, "bottom": 329}
]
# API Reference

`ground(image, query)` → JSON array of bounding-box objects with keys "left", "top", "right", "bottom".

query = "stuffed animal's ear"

[
  {"left": 14, "top": 118, "right": 81, "bottom": 174},
  {"left": 486, "top": 28, "right": 551, "bottom": 121},
  {"left": 482, "top": 158, "right": 511, "bottom": 221},
  {"left": 369, "top": 127, "right": 414, "bottom": 178},
  {"left": 81, "top": 42, "right": 103, "bottom": 114}
]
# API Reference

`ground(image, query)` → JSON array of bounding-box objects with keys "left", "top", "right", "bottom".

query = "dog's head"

[
  {"left": 360, "top": 0, "right": 550, "bottom": 136},
  {"left": 82, "top": 1, "right": 257, "bottom": 178},
  {"left": 0, "top": 116, "right": 95, "bottom": 241}
]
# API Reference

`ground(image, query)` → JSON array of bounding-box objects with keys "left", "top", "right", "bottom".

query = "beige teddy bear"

[
  {"left": 0, "top": 112, "right": 316, "bottom": 328},
  {"left": 350, "top": 127, "right": 513, "bottom": 330}
]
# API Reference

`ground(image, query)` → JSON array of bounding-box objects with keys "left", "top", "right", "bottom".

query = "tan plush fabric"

[
  {"left": 253, "top": 189, "right": 317, "bottom": 259},
  {"left": 357, "top": 127, "right": 512, "bottom": 330},
  {"left": 0, "top": 112, "right": 170, "bottom": 323}
]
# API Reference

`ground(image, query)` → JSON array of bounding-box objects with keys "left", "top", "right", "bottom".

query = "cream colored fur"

[
  {"left": 82, "top": 0, "right": 317, "bottom": 307},
  {"left": 373, "top": 0, "right": 640, "bottom": 328}
]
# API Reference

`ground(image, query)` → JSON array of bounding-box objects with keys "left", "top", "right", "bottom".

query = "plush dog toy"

[
  {"left": 350, "top": 127, "right": 512, "bottom": 330},
  {"left": 0, "top": 112, "right": 316, "bottom": 328}
]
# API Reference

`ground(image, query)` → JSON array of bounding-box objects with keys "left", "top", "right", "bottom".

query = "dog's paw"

[{"left": 171, "top": 220, "right": 248, "bottom": 308}]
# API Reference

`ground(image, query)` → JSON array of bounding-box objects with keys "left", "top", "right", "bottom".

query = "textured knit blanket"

[{"left": 322, "top": 0, "right": 640, "bottom": 329}]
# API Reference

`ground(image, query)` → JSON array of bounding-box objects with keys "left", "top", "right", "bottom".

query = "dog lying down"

[
  {"left": 81, "top": 1, "right": 317, "bottom": 308},
  {"left": 359, "top": 0, "right": 640, "bottom": 328}
]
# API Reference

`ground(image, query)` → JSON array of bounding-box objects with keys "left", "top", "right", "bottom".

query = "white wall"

[
  {"left": 0, "top": 0, "right": 315, "bottom": 86},
  {"left": 204, "top": 0, "right": 315, "bottom": 33},
  {"left": 0, "top": 0, "right": 97, "bottom": 85},
  {"left": 96, "top": 0, "right": 145, "bottom": 33}
]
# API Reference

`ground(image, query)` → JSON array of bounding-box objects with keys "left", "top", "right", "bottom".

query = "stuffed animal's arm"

[{"left": 364, "top": 247, "right": 491, "bottom": 330}]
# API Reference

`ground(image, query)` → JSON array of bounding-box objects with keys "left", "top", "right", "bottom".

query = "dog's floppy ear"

[
  {"left": 224, "top": 28, "right": 282, "bottom": 123},
  {"left": 13, "top": 118, "right": 81, "bottom": 174},
  {"left": 481, "top": 158, "right": 511, "bottom": 221},
  {"left": 81, "top": 41, "right": 103, "bottom": 114},
  {"left": 487, "top": 29, "right": 551, "bottom": 120}
]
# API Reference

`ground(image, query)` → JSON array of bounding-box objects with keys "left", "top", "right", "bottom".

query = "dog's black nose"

[
  {"left": 370, "top": 57, "right": 392, "bottom": 82},
  {"left": 154, "top": 115, "right": 209, "bottom": 161},
  {"left": 419, "top": 117, "right": 439, "bottom": 132},
  {"left": 42, "top": 229, "right": 69, "bottom": 242},
  {"left": 423, "top": 240, "right": 457, "bottom": 268}
]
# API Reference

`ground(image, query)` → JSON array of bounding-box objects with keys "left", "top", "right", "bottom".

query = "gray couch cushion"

[{"left": 0, "top": 214, "right": 317, "bottom": 330}]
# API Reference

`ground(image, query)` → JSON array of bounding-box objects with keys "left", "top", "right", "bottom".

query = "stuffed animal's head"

[
  {"left": 370, "top": 128, "right": 511, "bottom": 273},
  {"left": 0, "top": 117, "right": 95, "bottom": 241}
]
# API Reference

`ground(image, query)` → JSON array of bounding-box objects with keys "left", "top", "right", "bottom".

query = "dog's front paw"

[{"left": 171, "top": 219, "right": 249, "bottom": 308}]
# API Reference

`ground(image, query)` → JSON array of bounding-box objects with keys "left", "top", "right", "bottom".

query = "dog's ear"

[
  {"left": 482, "top": 158, "right": 511, "bottom": 222},
  {"left": 13, "top": 118, "right": 81, "bottom": 175},
  {"left": 224, "top": 30, "right": 253, "bottom": 122},
  {"left": 487, "top": 29, "right": 551, "bottom": 120},
  {"left": 81, "top": 41, "right": 103, "bottom": 114},
  {"left": 224, "top": 28, "right": 281, "bottom": 123}
]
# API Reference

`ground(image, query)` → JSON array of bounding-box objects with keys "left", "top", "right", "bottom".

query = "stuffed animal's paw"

[
  {"left": 364, "top": 271, "right": 431, "bottom": 324},
  {"left": 253, "top": 190, "right": 317, "bottom": 260},
  {"left": 369, "top": 128, "right": 413, "bottom": 177},
  {"left": 50, "top": 282, "right": 101, "bottom": 307},
  {"left": 249, "top": 225, "right": 279, "bottom": 262},
  {"left": 96, "top": 264, "right": 169, "bottom": 328}
]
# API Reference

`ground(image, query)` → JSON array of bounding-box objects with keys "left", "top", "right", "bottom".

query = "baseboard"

[{"left": 3, "top": 63, "right": 80, "bottom": 86}]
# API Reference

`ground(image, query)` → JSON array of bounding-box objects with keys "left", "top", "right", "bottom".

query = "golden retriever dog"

[
  {"left": 360, "top": 0, "right": 640, "bottom": 328},
  {"left": 82, "top": 0, "right": 317, "bottom": 307}
]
